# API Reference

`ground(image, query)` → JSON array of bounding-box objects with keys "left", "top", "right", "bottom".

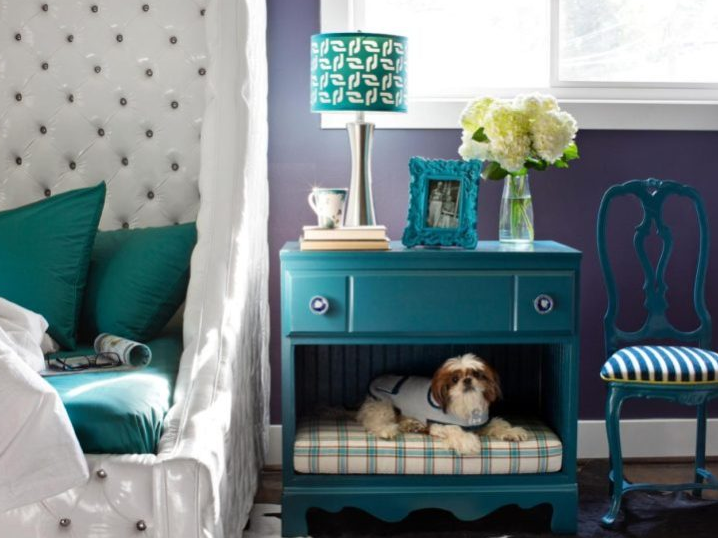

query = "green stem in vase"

[
  {"left": 512, "top": 176, "right": 534, "bottom": 238},
  {"left": 502, "top": 174, "right": 535, "bottom": 242}
]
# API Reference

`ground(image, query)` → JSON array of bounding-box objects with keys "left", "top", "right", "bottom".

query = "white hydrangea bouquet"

[{"left": 458, "top": 94, "right": 579, "bottom": 242}]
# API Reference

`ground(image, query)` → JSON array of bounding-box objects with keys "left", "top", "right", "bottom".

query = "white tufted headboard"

[{"left": 0, "top": 0, "right": 208, "bottom": 230}]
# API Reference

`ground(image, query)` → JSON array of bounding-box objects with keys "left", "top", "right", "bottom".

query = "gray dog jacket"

[{"left": 368, "top": 374, "right": 489, "bottom": 429}]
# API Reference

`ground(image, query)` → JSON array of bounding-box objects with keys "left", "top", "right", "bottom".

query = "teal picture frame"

[{"left": 402, "top": 157, "right": 482, "bottom": 249}]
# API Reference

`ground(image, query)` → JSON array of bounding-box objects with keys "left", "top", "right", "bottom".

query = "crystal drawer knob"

[
  {"left": 534, "top": 294, "right": 554, "bottom": 314},
  {"left": 309, "top": 296, "right": 329, "bottom": 315}
]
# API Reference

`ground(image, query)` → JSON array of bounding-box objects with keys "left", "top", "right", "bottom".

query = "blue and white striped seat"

[{"left": 601, "top": 346, "right": 718, "bottom": 384}]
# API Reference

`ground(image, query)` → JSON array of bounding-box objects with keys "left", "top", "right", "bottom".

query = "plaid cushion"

[
  {"left": 601, "top": 346, "right": 718, "bottom": 384},
  {"left": 294, "top": 417, "right": 562, "bottom": 475}
]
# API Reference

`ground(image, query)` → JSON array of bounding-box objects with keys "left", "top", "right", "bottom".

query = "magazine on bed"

[{"left": 41, "top": 333, "right": 152, "bottom": 377}]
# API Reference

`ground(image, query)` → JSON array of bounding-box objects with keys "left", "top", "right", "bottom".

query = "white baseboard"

[
  {"left": 265, "top": 419, "right": 718, "bottom": 467},
  {"left": 267, "top": 425, "right": 283, "bottom": 466},
  {"left": 578, "top": 418, "right": 718, "bottom": 460}
]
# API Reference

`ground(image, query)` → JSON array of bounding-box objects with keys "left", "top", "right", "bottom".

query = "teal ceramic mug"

[{"left": 308, "top": 187, "right": 348, "bottom": 228}]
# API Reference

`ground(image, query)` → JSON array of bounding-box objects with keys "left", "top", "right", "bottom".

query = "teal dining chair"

[{"left": 597, "top": 178, "right": 718, "bottom": 527}]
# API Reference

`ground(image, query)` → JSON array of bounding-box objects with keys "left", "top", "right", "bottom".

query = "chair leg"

[
  {"left": 601, "top": 385, "right": 626, "bottom": 528},
  {"left": 694, "top": 401, "right": 708, "bottom": 498}
]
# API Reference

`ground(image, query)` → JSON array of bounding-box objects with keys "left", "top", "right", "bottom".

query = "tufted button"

[
  {"left": 122, "top": 222, "right": 129, "bottom": 229},
  {"left": 44, "top": 188, "right": 51, "bottom": 197},
  {"left": 136, "top": 520, "right": 147, "bottom": 531},
  {"left": 1, "top": 0, "right": 206, "bottom": 234},
  {"left": 96, "top": 469, "right": 107, "bottom": 479},
  {"left": 15, "top": 157, "right": 22, "bottom": 165},
  {"left": 147, "top": 191, "right": 155, "bottom": 199},
  {"left": 59, "top": 518, "right": 71, "bottom": 527}
]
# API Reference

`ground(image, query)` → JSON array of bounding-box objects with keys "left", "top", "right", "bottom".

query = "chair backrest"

[{"left": 597, "top": 178, "right": 712, "bottom": 357}]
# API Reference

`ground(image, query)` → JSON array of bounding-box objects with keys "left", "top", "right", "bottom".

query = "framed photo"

[{"left": 401, "top": 157, "right": 482, "bottom": 249}]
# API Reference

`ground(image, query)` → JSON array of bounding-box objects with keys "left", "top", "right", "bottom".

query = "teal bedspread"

[{"left": 46, "top": 331, "right": 182, "bottom": 454}]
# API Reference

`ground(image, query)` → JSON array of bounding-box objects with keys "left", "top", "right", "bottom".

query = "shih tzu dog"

[{"left": 357, "top": 354, "right": 529, "bottom": 454}]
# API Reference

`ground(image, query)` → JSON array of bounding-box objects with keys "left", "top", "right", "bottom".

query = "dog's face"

[{"left": 430, "top": 354, "right": 501, "bottom": 420}]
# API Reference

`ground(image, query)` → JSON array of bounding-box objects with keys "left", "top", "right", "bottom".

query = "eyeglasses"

[{"left": 49, "top": 352, "right": 122, "bottom": 372}]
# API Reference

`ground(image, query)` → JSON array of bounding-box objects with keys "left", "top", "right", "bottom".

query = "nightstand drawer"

[
  {"left": 351, "top": 273, "right": 513, "bottom": 333},
  {"left": 286, "top": 274, "right": 347, "bottom": 333},
  {"left": 516, "top": 274, "right": 575, "bottom": 332}
]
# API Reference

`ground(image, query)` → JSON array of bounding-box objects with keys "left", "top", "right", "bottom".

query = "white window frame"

[{"left": 320, "top": 0, "right": 718, "bottom": 130}]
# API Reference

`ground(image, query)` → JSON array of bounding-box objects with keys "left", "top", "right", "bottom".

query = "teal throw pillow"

[
  {"left": 81, "top": 223, "right": 197, "bottom": 342},
  {"left": 0, "top": 183, "right": 106, "bottom": 349}
]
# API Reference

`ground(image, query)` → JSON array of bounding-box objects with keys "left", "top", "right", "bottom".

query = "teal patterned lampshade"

[{"left": 310, "top": 32, "right": 407, "bottom": 113}]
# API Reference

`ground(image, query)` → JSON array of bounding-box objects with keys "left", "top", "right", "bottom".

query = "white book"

[
  {"left": 300, "top": 238, "right": 391, "bottom": 251},
  {"left": 302, "top": 225, "right": 387, "bottom": 241}
]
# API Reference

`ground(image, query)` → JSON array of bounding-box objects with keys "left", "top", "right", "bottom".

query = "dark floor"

[{"left": 256, "top": 460, "right": 718, "bottom": 537}]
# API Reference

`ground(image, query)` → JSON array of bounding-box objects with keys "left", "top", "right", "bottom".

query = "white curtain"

[{"left": 158, "top": 0, "right": 269, "bottom": 535}]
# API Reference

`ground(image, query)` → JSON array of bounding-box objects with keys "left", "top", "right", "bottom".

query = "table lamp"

[{"left": 311, "top": 32, "right": 407, "bottom": 226}]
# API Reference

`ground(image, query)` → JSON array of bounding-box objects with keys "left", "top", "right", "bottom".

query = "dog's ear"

[
  {"left": 482, "top": 363, "right": 502, "bottom": 403},
  {"left": 430, "top": 370, "right": 450, "bottom": 413}
]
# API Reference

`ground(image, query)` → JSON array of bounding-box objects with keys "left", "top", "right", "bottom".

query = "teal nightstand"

[{"left": 280, "top": 241, "right": 582, "bottom": 535}]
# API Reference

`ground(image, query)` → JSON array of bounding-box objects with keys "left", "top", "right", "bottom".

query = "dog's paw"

[
  {"left": 430, "top": 424, "right": 481, "bottom": 454},
  {"left": 500, "top": 426, "right": 529, "bottom": 442},
  {"left": 373, "top": 423, "right": 400, "bottom": 439},
  {"left": 398, "top": 417, "right": 427, "bottom": 434},
  {"left": 448, "top": 433, "right": 481, "bottom": 454},
  {"left": 480, "top": 417, "right": 530, "bottom": 442}
]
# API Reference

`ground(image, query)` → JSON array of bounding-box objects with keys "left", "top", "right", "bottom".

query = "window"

[
  {"left": 558, "top": 0, "right": 718, "bottom": 85},
  {"left": 321, "top": 0, "right": 718, "bottom": 129}
]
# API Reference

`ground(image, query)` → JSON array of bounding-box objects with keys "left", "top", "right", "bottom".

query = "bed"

[{"left": 0, "top": 1, "right": 269, "bottom": 536}]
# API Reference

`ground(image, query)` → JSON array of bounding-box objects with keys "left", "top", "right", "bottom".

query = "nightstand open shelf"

[{"left": 280, "top": 241, "right": 581, "bottom": 536}]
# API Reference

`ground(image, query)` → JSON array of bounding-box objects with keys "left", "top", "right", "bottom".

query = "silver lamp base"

[{"left": 345, "top": 119, "right": 376, "bottom": 227}]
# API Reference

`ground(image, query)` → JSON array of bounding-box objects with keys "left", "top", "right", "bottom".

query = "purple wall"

[{"left": 267, "top": 0, "right": 718, "bottom": 423}]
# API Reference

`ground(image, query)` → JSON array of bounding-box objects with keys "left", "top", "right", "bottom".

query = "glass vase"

[{"left": 499, "top": 174, "right": 534, "bottom": 243}]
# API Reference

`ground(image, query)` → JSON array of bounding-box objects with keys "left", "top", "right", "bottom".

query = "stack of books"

[{"left": 300, "top": 225, "right": 390, "bottom": 251}]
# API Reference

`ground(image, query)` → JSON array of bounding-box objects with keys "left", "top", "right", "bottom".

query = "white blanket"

[{"left": 0, "top": 298, "right": 88, "bottom": 511}]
